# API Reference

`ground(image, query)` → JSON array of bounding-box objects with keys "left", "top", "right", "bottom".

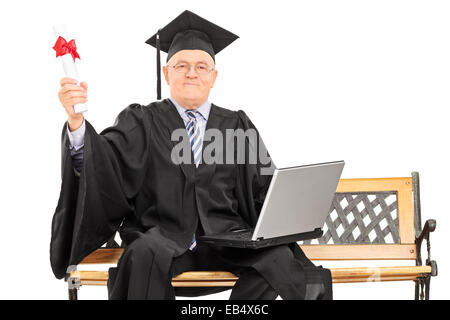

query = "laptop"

[{"left": 199, "top": 160, "right": 345, "bottom": 249}]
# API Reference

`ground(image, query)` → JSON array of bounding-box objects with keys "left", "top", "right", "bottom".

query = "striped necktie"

[
  {"left": 185, "top": 109, "right": 202, "bottom": 251},
  {"left": 185, "top": 110, "right": 203, "bottom": 168}
]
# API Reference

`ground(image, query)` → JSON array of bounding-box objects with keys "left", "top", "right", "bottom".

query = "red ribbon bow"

[{"left": 53, "top": 36, "right": 81, "bottom": 62}]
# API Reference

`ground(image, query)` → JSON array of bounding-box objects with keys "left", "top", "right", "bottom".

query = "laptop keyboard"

[
  {"left": 227, "top": 230, "right": 253, "bottom": 240},
  {"left": 199, "top": 229, "right": 257, "bottom": 243}
]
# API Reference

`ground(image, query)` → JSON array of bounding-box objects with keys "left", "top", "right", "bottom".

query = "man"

[{"left": 50, "top": 10, "right": 332, "bottom": 300}]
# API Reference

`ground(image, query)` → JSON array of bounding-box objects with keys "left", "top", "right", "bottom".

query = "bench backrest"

[
  {"left": 79, "top": 172, "right": 422, "bottom": 265},
  {"left": 299, "top": 173, "right": 421, "bottom": 261}
]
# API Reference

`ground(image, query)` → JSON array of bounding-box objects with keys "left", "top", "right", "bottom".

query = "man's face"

[{"left": 163, "top": 50, "right": 218, "bottom": 108}]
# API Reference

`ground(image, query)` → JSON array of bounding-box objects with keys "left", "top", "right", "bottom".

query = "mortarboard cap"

[{"left": 146, "top": 10, "right": 239, "bottom": 99}]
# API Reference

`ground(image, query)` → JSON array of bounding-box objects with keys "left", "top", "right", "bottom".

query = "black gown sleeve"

[
  {"left": 235, "top": 110, "right": 276, "bottom": 228},
  {"left": 50, "top": 104, "right": 151, "bottom": 279}
]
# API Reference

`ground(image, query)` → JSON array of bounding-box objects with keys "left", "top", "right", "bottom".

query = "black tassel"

[{"left": 156, "top": 29, "right": 161, "bottom": 100}]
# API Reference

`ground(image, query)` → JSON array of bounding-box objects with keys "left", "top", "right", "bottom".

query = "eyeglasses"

[{"left": 168, "top": 62, "right": 215, "bottom": 75}]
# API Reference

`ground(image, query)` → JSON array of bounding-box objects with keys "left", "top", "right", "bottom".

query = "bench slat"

[
  {"left": 71, "top": 266, "right": 431, "bottom": 287},
  {"left": 336, "top": 177, "right": 411, "bottom": 193},
  {"left": 333, "top": 276, "right": 420, "bottom": 283},
  {"left": 79, "top": 242, "right": 417, "bottom": 265},
  {"left": 80, "top": 249, "right": 123, "bottom": 264},
  {"left": 301, "top": 244, "right": 416, "bottom": 260}
]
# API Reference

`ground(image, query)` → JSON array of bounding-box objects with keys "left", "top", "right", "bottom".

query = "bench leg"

[
  {"left": 67, "top": 275, "right": 80, "bottom": 300},
  {"left": 424, "top": 276, "right": 431, "bottom": 300},
  {"left": 414, "top": 280, "right": 419, "bottom": 300},
  {"left": 415, "top": 277, "right": 431, "bottom": 300},
  {"left": 68, "top": 288, "right": 78, "bottom": 300}
]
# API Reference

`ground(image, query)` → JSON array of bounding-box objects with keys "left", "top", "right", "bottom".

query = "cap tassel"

[{"left": 156, "top": 29, "right": 161, "bottom": 100}]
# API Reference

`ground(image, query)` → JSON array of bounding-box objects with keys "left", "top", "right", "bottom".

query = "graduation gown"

[{"left": 50, "top": 99, "right": 332, "bottom": 299}]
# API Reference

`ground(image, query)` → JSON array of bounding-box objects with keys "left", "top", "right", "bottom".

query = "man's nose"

[{"left": 185, "top": 65, "right": 198, "bottom": 78}]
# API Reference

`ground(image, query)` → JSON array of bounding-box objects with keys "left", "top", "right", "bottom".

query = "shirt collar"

[{"left": 169, "top": 97, "right": 211, "bottom": 121}]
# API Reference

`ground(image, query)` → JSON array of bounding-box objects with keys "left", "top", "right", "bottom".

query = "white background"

[{"left": 0, "top": 0, "right": 448, "bottom": 299}]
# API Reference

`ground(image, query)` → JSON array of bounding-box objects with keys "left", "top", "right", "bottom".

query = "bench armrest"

[{"left": 415, "top": 219, "right": 437, "bottom": 276}]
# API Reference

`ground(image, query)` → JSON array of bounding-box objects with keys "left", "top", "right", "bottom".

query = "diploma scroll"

[{"left": 53, "top": 24, "right": 88, "bottom": 114}]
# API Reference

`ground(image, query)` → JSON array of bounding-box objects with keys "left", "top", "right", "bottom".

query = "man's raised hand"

[{"left": 58, "top": 77, "right": 87, "bottom": 131}]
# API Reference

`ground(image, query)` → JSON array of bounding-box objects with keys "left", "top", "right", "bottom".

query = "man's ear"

[
  {"left": 210, "top": 69, "right": 218, "bottom": 88},
  {"left": 162, "top": 66, "right": 170, "bottom": 85}
]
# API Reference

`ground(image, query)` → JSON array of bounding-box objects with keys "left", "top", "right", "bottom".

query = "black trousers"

[{"left": 107, "top": 235, "right": 332, "bottom": 300}]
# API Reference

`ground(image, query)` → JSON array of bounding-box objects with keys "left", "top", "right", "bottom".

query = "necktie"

[
  {"left": 185, "top": 110, "right": 202, "bottom": 251},
  {"left": 185, "top": 110, "right": 203, "bottom": 168}
]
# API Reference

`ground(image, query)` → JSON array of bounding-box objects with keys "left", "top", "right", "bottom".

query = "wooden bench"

[{"left": 66, "top": 172, "right": 437, "bottom": 300}]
